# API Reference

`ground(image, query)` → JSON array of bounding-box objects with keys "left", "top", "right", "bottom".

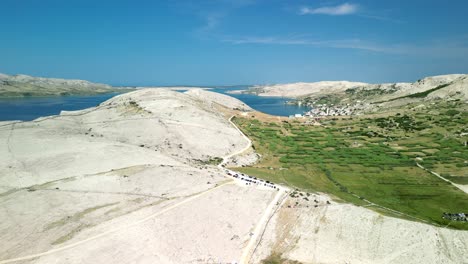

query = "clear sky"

[{"left": 1, "top": 0, "right": 468, "bottom": 86}]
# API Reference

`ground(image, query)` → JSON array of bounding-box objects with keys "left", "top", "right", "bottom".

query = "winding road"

[
  {"left": 0, "top": 182, "right": 234, "bottom": 264},
  {"left": 219, "top": 116, "right": 253, "bottom": 166},
  {"left": 239, "top": 189, "right": 285, "bottom": 264},
  {"left": 222, "top": 115, "right": 288, "bottom": 264},
  {"left": 0, "top": 114, "right": 286, "bottom": 264}
]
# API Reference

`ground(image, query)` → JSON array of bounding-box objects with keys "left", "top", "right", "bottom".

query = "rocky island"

[
  {"left": 1, "top": 77, "right": 467, "bottom": 263},
  {"left": 249, "top": 74, "right": 468, "bottom": 118},
  {"left": 0, "top": 73, "right": 133, "bottom": 97}
]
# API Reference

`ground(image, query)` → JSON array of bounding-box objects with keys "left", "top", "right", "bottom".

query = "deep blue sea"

[
  {"left": 0, "top": 87, "right": 309, "bottom": 121},
  {"left": 0, "top": 93, "right": 121, "bottom": 121},
  {"left": 210, "top": 86, "right": 310, "bottom": 117}
]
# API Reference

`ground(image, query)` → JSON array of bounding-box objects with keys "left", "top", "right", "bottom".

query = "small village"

[
  {"left": 303, "top": 103, "right": 365, "bottom": 117},
  {"left": 287, "top": 102, "right": 365, "bottom": 119}
]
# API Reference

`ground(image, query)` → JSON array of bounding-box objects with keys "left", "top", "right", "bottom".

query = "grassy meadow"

[{"left": 232, "top": 100, "right": 468, "bottom": 229}]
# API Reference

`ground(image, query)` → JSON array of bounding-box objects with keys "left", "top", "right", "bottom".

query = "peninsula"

[
  {"left": 1, "top": 76, "right": 467, "bottom": 263},
  {"left": 0, "top": 73, "right": 133, "bottom": 97}
]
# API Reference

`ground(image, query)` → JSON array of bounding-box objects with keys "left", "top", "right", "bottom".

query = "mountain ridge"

[
  {"left": 0, "top": 73, "right": 132, "bottom": 97},
  {"left": 251, "top": 74, "right": 468, "bottom": 100}
]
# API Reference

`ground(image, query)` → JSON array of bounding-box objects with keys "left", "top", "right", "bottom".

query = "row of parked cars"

[{"left": 225, "top": 170, "right": 278, "bottom": 190}]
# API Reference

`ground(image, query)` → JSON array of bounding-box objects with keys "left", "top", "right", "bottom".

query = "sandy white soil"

[
  {"left": 132, "top": 86, "right": 211, "bottom": 91},
  {"left": 0, "top": 89, "right": 278, "bottom": 263},
  {"left": 1, "top": 88, "right": 467, "bottom": 264},
  {"left": 7, "top": 182, "right": 276, "bottom": 264},
  {"left": 255, "top": 81, "right": 367, "bottom": 98},
  {"left": 251, "top": 193, "right": 468, "bottom": 264},
  {"left": 185, "top": 89, "right": 252, "bottom": 111},
  {"left": 254, "top": 74, "right": 468, "bottom": 100}
]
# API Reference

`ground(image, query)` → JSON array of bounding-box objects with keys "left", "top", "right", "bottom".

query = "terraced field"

[{"left": 233, "top": 100, "right": 468, "bottom": 229}]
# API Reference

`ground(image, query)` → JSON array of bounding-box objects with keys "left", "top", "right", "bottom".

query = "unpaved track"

[
  {"left": 239, "top": 188, "right": 285, "bottom": 264},
  {"left": 0, "top": 114, "right": 275, "bottom": 264},
  {"left": 0, "top": 181, "right": 234, "bottom": 264},
  {"left": 223, "top": 114, "right": 289, "bottom": 264},
  {"left": 416, "top": 163, "right": 468, "bottom": 194},
  {"left": 220, "top": 116, "right": 253, "bottom": 166}
]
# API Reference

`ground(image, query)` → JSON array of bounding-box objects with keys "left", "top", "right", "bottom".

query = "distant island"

[
  {"left": 0, "top": 73, "right": 134, "bottom": 97},
  {"left": 0, "top": 74, "right": 467, "bottom": 264},
  {"left": 237, "top": 74, "right": 468, "bottom": 116}
]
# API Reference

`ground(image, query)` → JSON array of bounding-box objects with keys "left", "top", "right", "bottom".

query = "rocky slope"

[
  {"left": 0, "top": 73, "right": 131, "bottom": 97},
  {"left": 0, "top": 89, "right": 278, "bottom": 263},
  {"left": 185, "top": 88, "right": 252, "bottom": 111},
  {"left": 252, "top": 192, "right": 468, "bottom": 264},
  {"left": 252, "top": 81, "right": 368, "bottom": 98},
  {"left": 0, "top": 88, "right": 466, "bottom": 263},
  {"left": 251, "top": 74, "right": 468, "bottom": 115},
  {"left": 253, "top": 74, "right": 468, "bottom": 100}
]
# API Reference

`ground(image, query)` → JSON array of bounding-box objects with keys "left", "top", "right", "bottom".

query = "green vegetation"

[
  {"left": 373, "top": 83, "right": 452, "bottom": 104},
  {"left": 196, "top": 156, "right": 223, "bottom": 166},
  {"left": 45, "top": 202, "right": 119, "bottom": 245},
  {"left": 232, "top": 100, "right": 468, "bottom": 229},
  {"left": 0, "top": 77, "right": 134, "bottom": 97},
  {"left": 374, "top": 114, "right": 429, "bottom": 132},
  {"left": 297, "top": 86, "right": 397, "bottom": 107},
  {"left": 207, "top": 156, "right": 223, "bottom": 165},
  {"left": 345, "top": 85, "right": 397, "bottom": 97},
  {"left": 308, "top": 94, "right": 341, "bottom": 105},
  {"left": 262, "top": 253, "right": 302, "bottom": 264},
  {"left": 44, "top": 203, "right": 119, "bottom": 231}
]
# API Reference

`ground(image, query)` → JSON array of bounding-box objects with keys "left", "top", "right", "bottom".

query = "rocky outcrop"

[
  {"left": 253, "top": 193, "right": 468, "bottom": 264},
  {"left": 0, "top": 73, "right": 130, "bottom": 97},
  {"left": 254, "top": 81, "right": 367, "bottom": 98},
  {"left": 253, "top": 74, "right": 468, "bottom": 102},
  {"left": 0, "top": 89, "right": 277, "bottom": 263}
]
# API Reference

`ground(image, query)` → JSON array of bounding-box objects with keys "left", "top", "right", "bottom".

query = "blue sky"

[{"left": 1, "top": 0, "right": 468, "bottom": 86}]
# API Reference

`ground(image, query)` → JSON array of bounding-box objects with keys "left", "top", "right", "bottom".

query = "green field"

[{"left": 232, "top": 100, "right": 468, "bottom": 229}]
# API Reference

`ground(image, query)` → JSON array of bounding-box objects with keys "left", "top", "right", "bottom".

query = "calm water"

[
  {"left": 210, "top": 86, "right": 310, "bottom": 117},
  {"left": 0, "top": 87, "right": 308, "bottom": 121},
  {"left": 0, "top": 93, "right": 121, "bottom": 121}
]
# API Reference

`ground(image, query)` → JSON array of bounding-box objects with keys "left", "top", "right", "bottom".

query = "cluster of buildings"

[
  {"left": 225, "top": 169, "right": 278, "bottom": 190},
  {"left": 287, "top": 103, "right": 366, "bottom": 119},
  {"left": 442, "top": 212, "right": 468, "bottom": 222},
  {"left": 303, "top": 103, "right": 360, "bottom": 117}
]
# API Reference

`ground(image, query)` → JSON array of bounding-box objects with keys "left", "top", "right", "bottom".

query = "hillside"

[
  {"left": 251, "top": 81, "right": 368, "bottom": 97},
  {"left": 249, "top": 74, "right": 468, "bottom": 115},
  {"left": 252, "top": 74, "right": 467, "bottom": 99},
  {"left": 0, "top": 89, "right": 466, "bottom": 263},
  {"left": 0, "top": 73, "right": 132, "bottom": 97},
  {"left": 0, "top": 89, "right": 276, "bottom": 263},
  {"left": 231, "top": 98, "right": 468, "bottom": 263}
]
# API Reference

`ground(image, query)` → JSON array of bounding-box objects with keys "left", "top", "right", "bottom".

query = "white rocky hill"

[
  {"left": 254, "top": 74, "right": 468, "bottom": 101},
  {"left": 185, "top": 88, "right": 252, "bottom": 111},
  {"left": 254, "top": 81, "right": 367, "bottom": 97},
  {"left": 0, "top": 88, "right": 466, "bottom": 264},
  {"left": 252, "top": 192, "right": 468, "bottom": 264},
  {"left": 0, "top": 73, "right": 129, "bottom": 97},
  {"left": 0, "top": 89, "right": 273, "bottom": 263}
]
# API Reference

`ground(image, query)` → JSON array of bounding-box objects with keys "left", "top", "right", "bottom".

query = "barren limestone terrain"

[
  {"left": 252, "top": 192, "right": 468, "bottom": 264},
  {"left": 0, "top": 89, "right": 279, "bottom": 263},
  {"left": 0, "top": 73, "right": 132, "bottom": 97},
  {"left": 0, "top": 88, "right": 467, "bottom": 263},
  {"left": 252, "top": 81, "right": 368, "bottom": 98},
  {"left": 251, "top": 74, "right": 468, "bottom": 101}
]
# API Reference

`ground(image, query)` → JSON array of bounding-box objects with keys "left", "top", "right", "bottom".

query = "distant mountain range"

[
  {"left": 0, "top": 73, "right": 132, "bottom": 97},
  {"left": 238, "top": 74, "right": 467, "bottom": 115},
  {"left": 2, "top": 72, "right": 467, "bottom": 104},
  {"left": 251, "top": 74, "right": 468, "bottom": 101}
]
